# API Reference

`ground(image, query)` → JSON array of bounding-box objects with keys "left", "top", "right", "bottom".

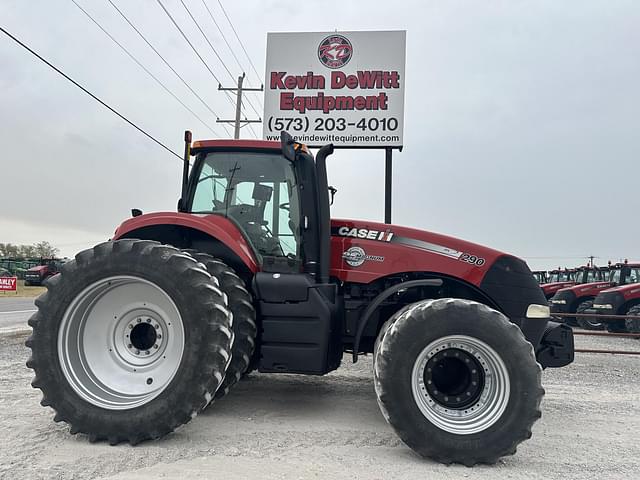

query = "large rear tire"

[
  {"left": 189, "top": 252, "right": 257, "bottom": 399},
  {"left": 374, "top": 298, "right": 543, "bottom": 465},
  {"left": 576, "top": 300, "right": 604, "bottom": 330},
  {"left": 624, "top": 305, "right": 640, "bottom": 334},
  {"left": 26, "top": 240, "right": 233, "bottom": 444}
]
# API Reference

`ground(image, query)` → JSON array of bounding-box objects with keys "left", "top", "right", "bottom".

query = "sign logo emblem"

[{"left": 318, "top": 34, "right": 353, "bottom": 69}]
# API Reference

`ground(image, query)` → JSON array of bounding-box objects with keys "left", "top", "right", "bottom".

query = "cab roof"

[{"left": 191, "top": 139, "right": 280, "bottom": 153}]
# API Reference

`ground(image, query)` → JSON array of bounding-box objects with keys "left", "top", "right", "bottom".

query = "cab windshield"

[
  {"left": 549, "top": 271, "right": 574, "bottom": 283},
  {"left": 190, "top": 151, "right": 300, "bottom": 258},
  {"left": 610, "top": 269, "right": 622, "bottom": 283}
]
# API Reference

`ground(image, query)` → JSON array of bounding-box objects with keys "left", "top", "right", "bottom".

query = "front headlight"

[
  {"left": 526, "top": 304, "right": 551, "bottom": 318},
  {"left": 593, "top": 304, "right": 613, "bottom": 310},
  {"left": 550, "top": 299, "right": 567, "bottom": 305}
]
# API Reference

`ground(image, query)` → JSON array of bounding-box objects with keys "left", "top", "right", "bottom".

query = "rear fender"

[{"left": 113, "top": 212, "right": 259, "bottom": 276}]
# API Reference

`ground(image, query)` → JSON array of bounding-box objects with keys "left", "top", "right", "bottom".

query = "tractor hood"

[
  {"left": 541, "top": 281, "right": 575, "bottom": 292},
  {"left": 330, "top": 218, "right": 512, "bottom": 286},
  {"left": 600, "top": 283, "right": 640, "bottom": 296},
  {"left": 559, "top": 281, "right": 613, "bottom": 296},
  {"left": 27, "top": 265, "right": 47, "bottom": 273}
]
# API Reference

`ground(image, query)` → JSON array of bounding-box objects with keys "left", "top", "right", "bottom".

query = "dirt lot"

[{"left": 1, "top": 332, "right": 638, "bottom": 480}]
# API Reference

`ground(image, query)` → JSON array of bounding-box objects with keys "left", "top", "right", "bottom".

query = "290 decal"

[{"left": 459, "top": 253, "right": 485, "bottom": 266}]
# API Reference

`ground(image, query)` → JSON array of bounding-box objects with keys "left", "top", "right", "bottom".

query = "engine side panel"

[{"left": 330, "top": 218, "right": 503, "bottom": 287}]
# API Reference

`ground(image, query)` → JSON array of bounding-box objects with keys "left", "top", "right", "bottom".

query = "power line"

[
  {"left": 216, "top": 0, "right": 262, "bottom": 82},
  {"left": 155, "top": 0, "right": 236, "bottom": 110},
  {"left": 179, "top": 0, "right": 234, "bottom": 81},
  {"left": 179, "top": 0, "right": 262, "bottom": 129},
  {"left": 199, "top": 0, "right": 263, "bottom": 111},
  {"left": 0, "top": 26, "right": 182, "bottom": 159},
  {"left": 70, "top": 0, "right": 220, "bottom": 137},
  {"left": 199, "top": 0, "right": 249, "bottom": 84},
  {"left": 106, "top": 0, "right": 230, "bottom": 136}
]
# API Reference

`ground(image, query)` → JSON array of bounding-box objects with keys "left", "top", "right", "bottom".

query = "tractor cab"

[
  {"left": 532, "top": 270, "right": 548, "bottom": 284},
  {"left": 546, "top": 268, "right": 576, "bottom": 284},
  {"left": 541, "top": 268, "right": 577, "bottom": 299}
]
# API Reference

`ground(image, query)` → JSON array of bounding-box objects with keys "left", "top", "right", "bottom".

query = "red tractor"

[
  {"left": 26, "top": 132, "right": 573, "bottom": 466},
  {"left": 540, "top": 268, "right": 577, "bottom": 299},
  {"left": 549, "top": 265, "right": 612, "bottom": 329},
  {"left": 590, "top": 262, "right": 640, "bottom": 333},
  {"left": 24, "top": 259, "right": 67, "bottom": 286}
]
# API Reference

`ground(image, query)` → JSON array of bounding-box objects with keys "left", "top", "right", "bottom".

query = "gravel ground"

[{"left": 1, "top": 332, "right": 638, "bottom": 480}]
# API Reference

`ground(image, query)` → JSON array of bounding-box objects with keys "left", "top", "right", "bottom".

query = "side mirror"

[
  {"left": 280, "top": 131, "right": 296, "bottom": 162},
  {"left": 131, "top": 208, "right": 143, "bottom": 217}
]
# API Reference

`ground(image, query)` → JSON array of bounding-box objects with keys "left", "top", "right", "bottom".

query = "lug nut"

[
  {"left": 146, "top": 318, "right": 151, "bottom": 323},
  {"left": 157, "top": 334, "right": 162, "bottom": 339},
  {"left": 145, "top": 350, "right": 150, "bottom": 355},
  {"left": 128, "top": 325, "right": 133, "bottom": 329},
  {"left": 137, "top": 318, "right": 141, "bottom": 323},
  {"left": 135, "top": 350, "right": 140, "bottom": 355},
  {"left": 153, "top": 344, "right": 158, "bottom": 349},
  {"left": 127, "top": 344, "right": 132, "bottom": 349},
  {"left": 154, "top": 324, "right": 159, "bottom": 329}
]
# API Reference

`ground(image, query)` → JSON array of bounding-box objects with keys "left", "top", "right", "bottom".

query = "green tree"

[{"left": 33, "top": 241, "right": 59, "bottom": 258}]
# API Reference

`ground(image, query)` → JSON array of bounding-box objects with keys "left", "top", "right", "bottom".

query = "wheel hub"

[
  {"left": 411, "top": 335, "right": 511, "bottom": 435},
  {"left": 424, "top": 348, "right": 484, "bottom": 409}
]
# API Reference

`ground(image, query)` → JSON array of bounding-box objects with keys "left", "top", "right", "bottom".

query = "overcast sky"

[{"left": 1, "top": 0, "right": 639, "bottom": 270}]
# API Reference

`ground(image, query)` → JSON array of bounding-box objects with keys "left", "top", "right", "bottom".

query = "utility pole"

[
  {"left": 588, "top": 255, "right": 595, "bottom": 267},
  {"left": 217, "top": 73, "right": 263, "bottom": 139}
]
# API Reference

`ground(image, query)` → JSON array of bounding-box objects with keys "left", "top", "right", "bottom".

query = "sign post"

[{"left": 263, "top": 30, "right": 406, "bottom": 223}]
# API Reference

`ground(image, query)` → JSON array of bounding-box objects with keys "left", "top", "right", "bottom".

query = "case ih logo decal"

[
  {"left": 342, "top": 247, "right": 384, "bottom": 267},
  {"left": 318, "top": 35, "right": 353, "bottom": 69},
  {"left": 333, "top": 226, "right": 486, "bottom": 267},
  {"left": 336, "top": 226, "right": 394, "bottom": 242}
]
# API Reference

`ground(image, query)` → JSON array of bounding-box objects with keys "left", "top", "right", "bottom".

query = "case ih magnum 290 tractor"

[
  {"left": 590, "top": 262, "right": 640, "bottom": 333},
  {"left": 26, "top": 132, "right": 573, "bottom": 466},
  {"left": 540, "top": 268, "right": 577, "bottom": 300},
  {"left": 550, "top": 265, "right": 611, "bottom": 329}
]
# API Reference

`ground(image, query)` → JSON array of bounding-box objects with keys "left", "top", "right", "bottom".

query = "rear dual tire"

[
  {"left": 26, "top": 240, "right": 234, "bottom": 444},
  {"left": 188, "top": 252, "right": 257, "bottom": 399},
  {"left": 374, "top": 298, "right": 543, "bottom": 465}
]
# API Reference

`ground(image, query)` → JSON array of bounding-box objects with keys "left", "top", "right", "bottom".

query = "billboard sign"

[{"left": 263, "top": 31, "right": 406, "bottom": 148}]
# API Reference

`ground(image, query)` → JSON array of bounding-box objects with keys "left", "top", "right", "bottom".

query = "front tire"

[
  {"left": 624, "top": 305, "right": 640, "bottom": 333},
  {"left": 576, "top": 300, "right": 604, "bottom": 330},
  {"left": 374, "top": 298, "right": 543, "bottom": 465},
  {"left": 26, "top": 240, "right": 233, "bottom": 444}
]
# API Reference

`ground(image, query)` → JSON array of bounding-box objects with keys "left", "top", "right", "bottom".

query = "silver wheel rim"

[
  {"left": 58, "top": 275, "right": 185, "bottom": 410},
  {"left": 411, "top": 335, "right": 510, "bottom": 435}
]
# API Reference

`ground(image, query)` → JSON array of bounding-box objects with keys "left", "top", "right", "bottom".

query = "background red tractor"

[
  {"left": 26, "top": 132, "right": 573, "bottom": 466},
  {"left": 24, "top": 259, "right": 67, "bottom": 286},
  {"left": 590, "top": 262, "right": 640, "bottom": 333},
  {"left": 550, "top": 265, "right": 612, "bottom": 329},
  {"left": 540, "top": 268, "right": 577, "bottom": 299}
]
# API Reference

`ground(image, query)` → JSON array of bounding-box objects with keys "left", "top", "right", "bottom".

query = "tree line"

[{"left": 0, "top": 241, "right": 60, "bottom": 258}]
